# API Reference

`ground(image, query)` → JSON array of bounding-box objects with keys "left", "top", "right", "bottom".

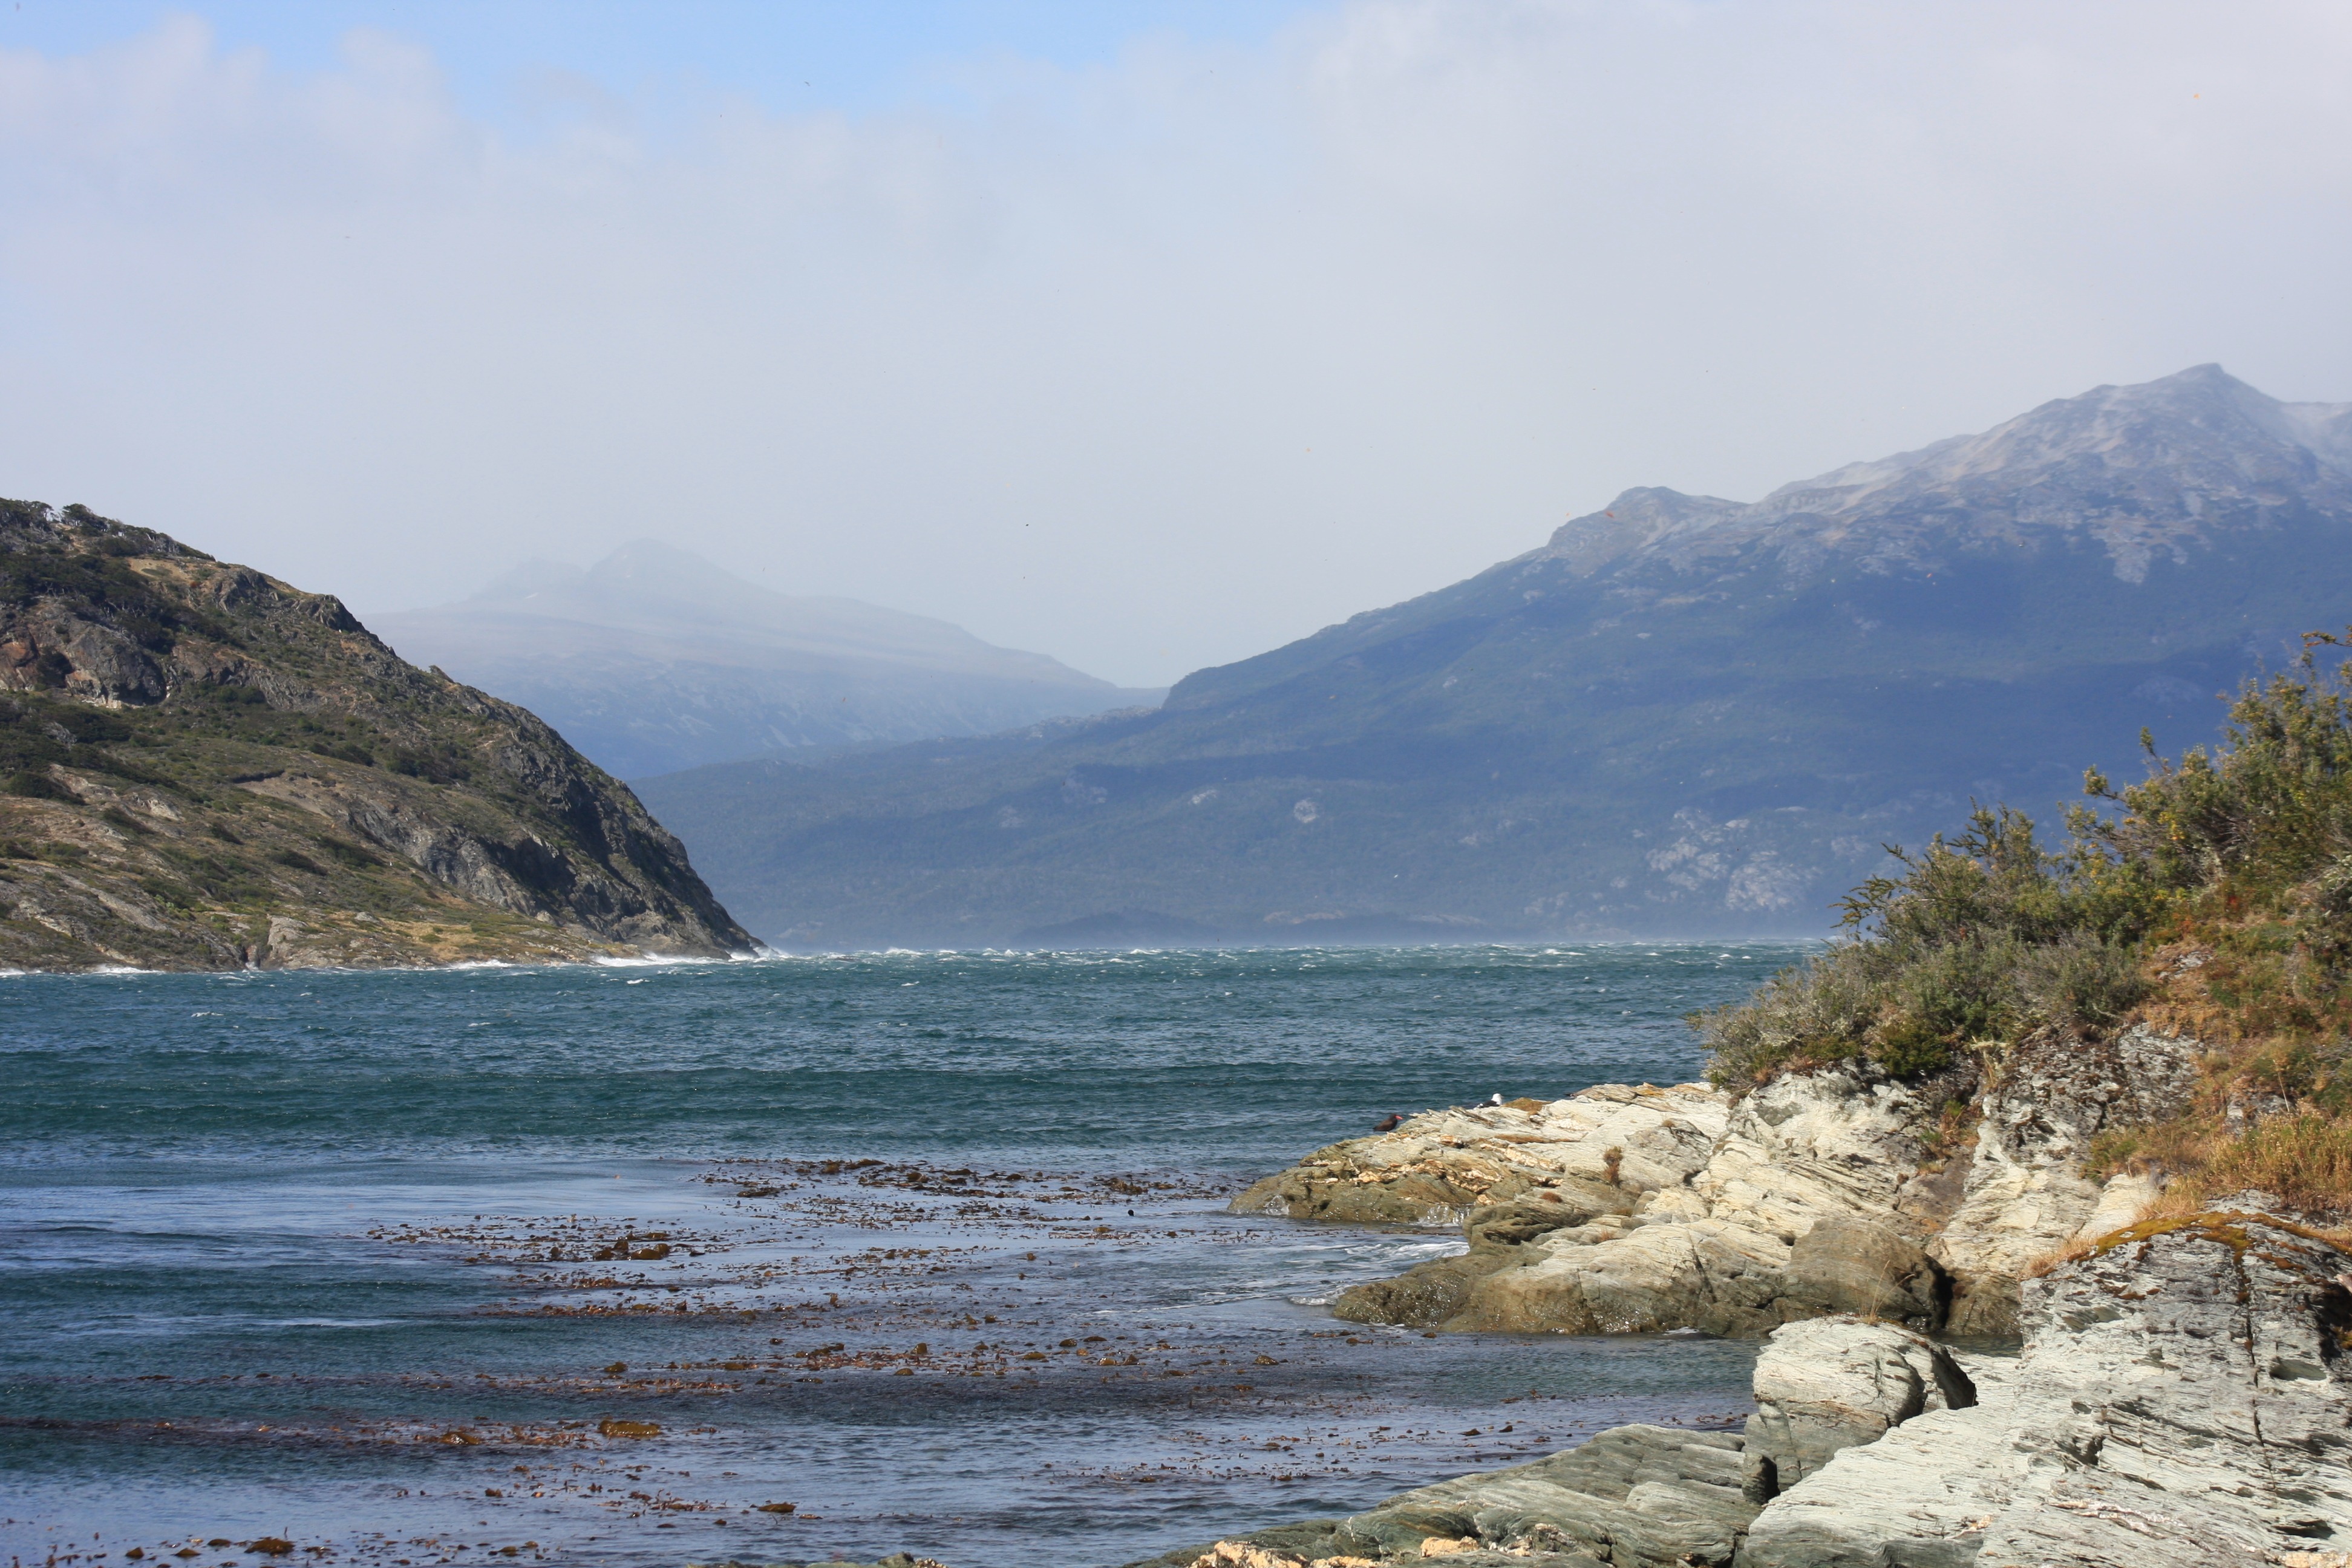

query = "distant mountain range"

[
  {"left": 371, "top": 543, "right": 1163, "bottom": 779},
  {"left": 631, "top": 364, "right": 2352, "bottom": 949}
]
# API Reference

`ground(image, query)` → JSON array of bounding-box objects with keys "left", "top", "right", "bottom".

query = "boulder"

[
  {"left": 1738, "top": 1318, "right": 1973, "bottom": 1503},
  {"left": 1776, "top": 1217, "right": 1947, "bottom": 1328}
]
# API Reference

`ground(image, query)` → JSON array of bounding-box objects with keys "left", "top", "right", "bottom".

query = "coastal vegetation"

[{"left": 1698, "top": 636, "right": 2352, "bottom": 1217}]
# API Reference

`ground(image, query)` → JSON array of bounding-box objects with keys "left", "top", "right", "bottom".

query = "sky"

[{"left": 0, "top": 2, "right": 2347, "bottom": 688}]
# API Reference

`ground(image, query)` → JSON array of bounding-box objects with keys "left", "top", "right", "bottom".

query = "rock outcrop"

[
  {"left": 1249, "top": 1037, "right": 2201, "bottom": 1339},
  {"left": 1131, "top": 1425, "right": 1759, "bottom": 1568},
  {"left": 1930, "top": 1022, "right": 2204, "bottom": 1336},
  {"left": 1739, "top": 1206, "right": 2352, "bottom": 1567},
  {"left": 1737, "top": 1319, "right": 1973, "bottom": 1503},
  {"left": 1138, "top": 1214, "right": 2351, "bottom": 1567}
]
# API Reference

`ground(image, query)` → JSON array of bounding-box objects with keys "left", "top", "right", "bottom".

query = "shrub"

[
  {"left": 1698, "top": 805, "right": 2151, "bottom": 1084},
  {"left": 1703, "top": 636, "right": 2352, "bottom": 1218}
]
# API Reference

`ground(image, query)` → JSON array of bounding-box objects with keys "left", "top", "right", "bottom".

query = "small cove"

[{"left": 2, "top": 944, "right": 1801, "bottom": 1567}]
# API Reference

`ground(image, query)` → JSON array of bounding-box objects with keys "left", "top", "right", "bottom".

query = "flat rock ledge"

[
  {"left": 1234, "top": 1030, "right": 2201, "bottom": 1339},
  {"left": 1131, "top": 1209, "right": 2352, "bottom": 1567}
]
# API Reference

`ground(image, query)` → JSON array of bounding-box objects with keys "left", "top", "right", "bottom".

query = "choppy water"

[{"left": 2, "top": 943, "right": 1805, "bottom": 1568}]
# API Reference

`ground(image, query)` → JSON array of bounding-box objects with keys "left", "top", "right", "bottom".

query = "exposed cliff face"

[{"left": 1, "top": 499, "right": 756, "bottom": 970}]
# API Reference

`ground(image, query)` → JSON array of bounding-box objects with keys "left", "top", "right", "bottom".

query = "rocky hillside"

[
  {"left": 636, "top": 364, "right": 2352, "bottom": 948},
  {"left": 371, "top": 541, "right": 1161, "bottom": 780},
  {"left": 1, "top": 500, "right": 756, "bottom": 970}
]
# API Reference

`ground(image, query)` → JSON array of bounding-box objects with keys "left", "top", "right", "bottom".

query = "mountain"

[
  {"left": 631, "top": 364, "right": 2352, "bottom": 950},
  {"left": 1, "top": 501, "right": 755, "bottom": 970},
  {"left": 368, "top": 542, "right": 1164, "bottom": 779}
]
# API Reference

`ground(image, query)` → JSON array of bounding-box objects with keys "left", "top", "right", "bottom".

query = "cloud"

[{"left": 0, "top": 2, "right": 2345, "bottom": 685}]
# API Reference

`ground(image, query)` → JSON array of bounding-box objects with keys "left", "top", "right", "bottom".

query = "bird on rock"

[{"left": 1372, "top": 1113, "right": 1403, "bottom": 1132}]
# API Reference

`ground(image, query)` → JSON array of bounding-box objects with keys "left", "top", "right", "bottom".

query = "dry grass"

[{"left": 2144, "top": 1114, "right": 2352, "bottom": 1226}]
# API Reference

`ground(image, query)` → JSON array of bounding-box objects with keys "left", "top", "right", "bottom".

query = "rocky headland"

[
  {"left": 1, "top": 498, "right": 756, "bottom": 969},
  {"left": 1229, "top": 1025, "right": 2195, "bottom": 1343},
  {"left": 1165, "top": 639, "right": 2352, "bottom": 1566}
]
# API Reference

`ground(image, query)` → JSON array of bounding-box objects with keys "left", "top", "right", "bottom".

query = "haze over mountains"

[
  {"left": 371, "top": 543, "right": 1163, "bottom": 780},
  {"left": 632, "top": 365, "right": 2352, "bottom": 949}
]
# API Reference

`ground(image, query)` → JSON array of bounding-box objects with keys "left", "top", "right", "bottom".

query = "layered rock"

[
  {"left": 1132, "top": 1425, "right": 1758, "bottom": 1568},
  {"left": 1929, "top": 1022, "right": 2203, "bottom": 1336},
  {"left": 1738, "top": 1206, "right": 2352, "bottom": 1567},
  {"left": 1250, "top": 1034, "right": 2201, "bottom": 1339},
  {"left": 1229, "top": 1085, "right": 1723, "bottom": 1229},
  {"left": 1137, "top": 1217, "right": 2351, "bottom": 1566}
]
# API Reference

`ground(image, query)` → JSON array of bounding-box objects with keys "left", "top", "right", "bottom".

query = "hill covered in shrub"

[{"left": 1699, "top": 638, "right": 2352, "bottom": 1216}]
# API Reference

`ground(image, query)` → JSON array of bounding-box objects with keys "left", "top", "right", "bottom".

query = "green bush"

[
  {"left": 1704, "top": 635, "right": 2352, "bottom": 1140},
  {"left": 1699, "top": 804, "right": 2152, "bottom": 1085}
]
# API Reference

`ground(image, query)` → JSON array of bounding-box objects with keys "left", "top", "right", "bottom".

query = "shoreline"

[
  {"left": 1133, "top": 1074, "right": 2352, "bottom": 1566},
  {"left": 0, "top": 943, "right": 769, "bottom": 977}
]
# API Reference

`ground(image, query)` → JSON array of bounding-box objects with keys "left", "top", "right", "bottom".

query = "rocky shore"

[
  {"left": 1232, "top": 1028, "right": 2198, "bottom": 1342},
  {"left": 1155, "top": 1035, "right": 2352, "bottom": 1568},
  {"left": 1132, "top": 1201, "right": 2351, "bottom": 1567}
]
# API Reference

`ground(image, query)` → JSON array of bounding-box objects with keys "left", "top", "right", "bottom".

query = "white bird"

[{"left": 1489, "top": 1093, "right": 1504, "bottom": 1106}]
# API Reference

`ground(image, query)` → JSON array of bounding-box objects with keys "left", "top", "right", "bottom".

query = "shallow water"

[{"left": 2, "top": 942, "right": 1804, "bottom": 1568}]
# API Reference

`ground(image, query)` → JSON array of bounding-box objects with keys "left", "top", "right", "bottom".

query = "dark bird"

[{"left": 1373, "top": 1113, "right": 1403, "bottom": 1132}]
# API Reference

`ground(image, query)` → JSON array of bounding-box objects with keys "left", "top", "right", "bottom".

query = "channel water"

[{"left": 2, "top": 943, "right": 1806, "bottom": 1568}]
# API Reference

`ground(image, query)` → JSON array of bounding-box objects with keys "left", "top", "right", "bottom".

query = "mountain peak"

[
  {"left": 586, "top": 539, "right": 743, "bottom": 597},
  {"left": 1541, "top": 365, "right": 2352, "bottom": 584}
]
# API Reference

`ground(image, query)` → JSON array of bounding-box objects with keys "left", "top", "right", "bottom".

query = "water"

[{"left": 1, "top": 943, "right": 1806, "bottom": 1568}]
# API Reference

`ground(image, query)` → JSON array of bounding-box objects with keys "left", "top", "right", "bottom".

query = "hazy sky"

[{"left": 1, "top": 1, "right": 2347, "bottom": 687}]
